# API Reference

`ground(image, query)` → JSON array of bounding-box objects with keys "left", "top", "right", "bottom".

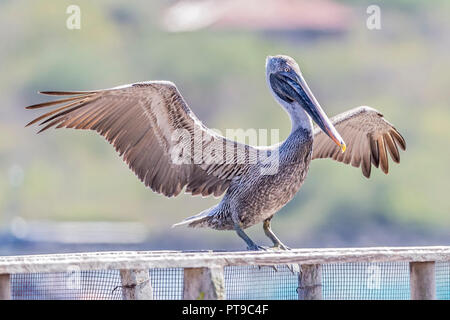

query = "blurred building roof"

[{"left": 162, "top": 0, "right": 353, "bottom": 33}]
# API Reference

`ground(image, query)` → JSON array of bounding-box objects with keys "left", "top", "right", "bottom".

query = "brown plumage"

[
  {"left": 26, "top": 81, "right": 259, "bottom": 198},
  {"left": 312, "top": 107, "right": 406, "bottom": 178},
  {"left": 26, "top": 55, "right": 406, "bottom": 250}
]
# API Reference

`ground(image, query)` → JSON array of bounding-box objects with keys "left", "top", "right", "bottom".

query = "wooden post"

[
  {"left": 409, "top": 262, "right": 436, "bottom": 300},
  {"left": 0, "top": 274, "right": 11, "bottom": 300},
  {"left": 183, "top": 267, "right": 225, "bottom": 300},
  {"left": 298, "top": 264, "right": 322, "bottom": 300},
  {"left": 119, "top": 269, "right": 153, "bottom": 300}
]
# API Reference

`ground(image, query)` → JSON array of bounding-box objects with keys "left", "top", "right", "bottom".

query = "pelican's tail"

[
  {"left": 172, "top": 205, "right": 231, "bottom": 230},
  {"left": 172, "top": 206, "right": 216, "bottom": 228}
]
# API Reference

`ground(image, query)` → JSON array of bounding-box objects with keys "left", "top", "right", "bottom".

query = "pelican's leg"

[
  {"left": 263, "top": 218, "right": 290, "bottom": 250},
  {"left": 233, "top": 223, "right": 266, "bottom": 251}
]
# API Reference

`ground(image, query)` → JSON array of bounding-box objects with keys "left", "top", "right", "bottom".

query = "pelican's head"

[{"left": 266, "top": 55, "right": 346, "bottom": 152}]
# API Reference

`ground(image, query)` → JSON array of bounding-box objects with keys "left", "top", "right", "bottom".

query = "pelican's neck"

[{"left": 285, "top": 101, "right": 313, "bottom": 134}]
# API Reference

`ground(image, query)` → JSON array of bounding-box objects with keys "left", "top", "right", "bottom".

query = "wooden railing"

[{"left": 1, "top": 246, "right": 449, "bottom": 300}]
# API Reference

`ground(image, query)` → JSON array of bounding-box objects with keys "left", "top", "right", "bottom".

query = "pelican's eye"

[{"left": 284, "top": 67, "right": 290, "bottom": 72}]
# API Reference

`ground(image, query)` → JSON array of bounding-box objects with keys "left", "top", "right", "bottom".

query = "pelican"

[{"left": 26, "top": 55, "right": 406, "bottom": 250}]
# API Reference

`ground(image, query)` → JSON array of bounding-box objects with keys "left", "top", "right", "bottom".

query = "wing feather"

[
  {"left": 26, "top": 81, "right": 258, "bottom": 197},
  {"left": 312, "top": 106, "right": 406, "bottom": 178},
  {"left": 377, "top": 135, "right": 389, "bottom": 174}
]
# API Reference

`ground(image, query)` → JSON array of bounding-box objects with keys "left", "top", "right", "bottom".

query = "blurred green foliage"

[{"left": 0, "top": 0, "right": 449, "bottom": 248}]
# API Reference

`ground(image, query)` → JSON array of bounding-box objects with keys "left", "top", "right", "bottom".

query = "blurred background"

[{"left": 0, "top": 0, "right": 449, "bottom": 255}]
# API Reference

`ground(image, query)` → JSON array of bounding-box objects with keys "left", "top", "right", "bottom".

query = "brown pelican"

[{"left": 26, "top": 55, "right": 406, "bottom": 250}]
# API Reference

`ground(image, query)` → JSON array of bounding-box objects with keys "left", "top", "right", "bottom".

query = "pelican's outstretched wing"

[
  {"left": 312, "top": 106, "right": 406, "bottom": 178},
  {"left": 26, "top": 81, "right": 259, "bottom": 197}
]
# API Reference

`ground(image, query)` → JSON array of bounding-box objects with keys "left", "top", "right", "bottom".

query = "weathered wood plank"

[
  {"left": 0, "top": 274, "right": 11, "bottom": 300},
  {"left": 0, "top": 246, "right": 449, "bottom": 274},
  {"left": 119, "top": 269, "right": 153, "bottom": 300},
  {"left": 410, "top": 262, "right": 436, "bottom": 300},
  {"left": 298, "top": 264, "right": 322, "bottom": 300},
  {"left": 183, "top": 267, "right": 225, "bottom": 300}
]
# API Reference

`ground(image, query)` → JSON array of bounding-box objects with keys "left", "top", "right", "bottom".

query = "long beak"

[{"left": 271, "top": 72, "right": 346, "bottom": 152}]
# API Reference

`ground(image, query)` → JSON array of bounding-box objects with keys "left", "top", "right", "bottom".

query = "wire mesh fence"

[
  {"left": 225, "top": 265, "right": 298, "bottom": 300},
  {"left": 436, "top": 262, "right": 450, "bottom": 300},
  {"left": 149, "top": 268, "right": 184, "bottom": 300},
  {"left": 11, "top": 270, "right": 123, "bottom": 300},
  {"left": 7, "top": 262, "right": 450, "bottom": 300},
  {"left": 322, "top": 262, "right": 410, "bottom": 300}
]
